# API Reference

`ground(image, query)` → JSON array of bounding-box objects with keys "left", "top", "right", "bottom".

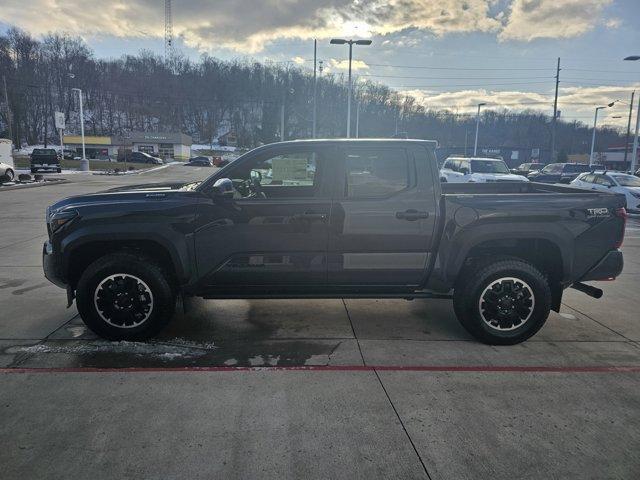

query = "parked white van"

[
  {"left": 0, "top": 139, "right": 13, "bottom": 167},
  {"left": 440, "top": 157, "right": 529, "bottom": 183}
]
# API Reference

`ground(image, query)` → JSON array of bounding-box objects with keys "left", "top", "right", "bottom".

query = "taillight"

[{"left": 613, "top": 207, "right": 627, "bottom": 248}]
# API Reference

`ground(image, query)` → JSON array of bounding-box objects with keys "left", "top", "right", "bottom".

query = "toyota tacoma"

[{"left": 43, "top": 139, "right": 626, "bottom": 344}]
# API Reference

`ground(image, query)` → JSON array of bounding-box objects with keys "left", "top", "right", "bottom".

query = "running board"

[{"left": 200, "top": 292, "right": 453, "bottom": 300}]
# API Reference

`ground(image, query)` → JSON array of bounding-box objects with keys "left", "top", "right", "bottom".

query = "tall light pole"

[
  {"left": 473, "top": 102, "right": 486, "bottom": 156},
  {"left": 71, "top": 87, "right": 88, "bottom": 171},
  {"left": 589, "top": 102, "right": 615, "bottom": 166},
  {"left": 330, "top": 38, "right": 371, "bottom": 138},
  {"left": 624, "top": 56, "right": 640, "bottom": 173}
]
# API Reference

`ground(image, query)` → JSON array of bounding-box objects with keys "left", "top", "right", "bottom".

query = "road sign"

[{"left": 54, "top": 111, "right": 65, "bottom": 130}]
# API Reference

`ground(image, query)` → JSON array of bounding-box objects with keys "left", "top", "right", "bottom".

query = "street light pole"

[
  {"left": 589, "top": 102, "right": 615, "bottom": 166},
  {"left": 312, "top": 39, "right": 317, "bottom": 138},
  {"left": 632, "top": 96, "right": 640, "bottom": 174},
  {"left": 624, "top": 56, "right": 640, "bottom": 173},
  {"left": 330, "top": 38, "right": 371, "bottom": 138},
  {"left": 473, "top": 103, "right": 486, "bottom": 156},
  {"left": 71, "top": 87, "right": 88, "bottom": 171}
]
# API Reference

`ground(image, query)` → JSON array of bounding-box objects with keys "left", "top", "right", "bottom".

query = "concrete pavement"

[{"left": 1, "top": 165, "right": 639, "bottom": 479}]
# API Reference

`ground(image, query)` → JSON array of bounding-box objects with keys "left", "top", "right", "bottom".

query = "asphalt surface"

[{"left": 1, "top": 165, "right": 639, "bottom": 479}]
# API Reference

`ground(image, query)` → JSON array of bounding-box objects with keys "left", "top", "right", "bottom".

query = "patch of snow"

[{"left": 7, "top": 339, "right": 215, "bottom": 359}]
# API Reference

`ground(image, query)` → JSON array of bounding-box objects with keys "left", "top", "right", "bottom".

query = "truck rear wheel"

[
  {"left": 453, "top": 258, "right": 551, "bottom": 345},
  {"left": 76, "top": 253, "right": 176, "bottom": 341}
]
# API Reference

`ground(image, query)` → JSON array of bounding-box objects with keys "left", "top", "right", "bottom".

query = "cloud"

[
  {"left": 499, "top": 0, "right": 613, "bottom": 41},
  {"left": 605, "top": 18, "right": 622, "bottom": 29},
  {"left": 328, "top": 58, "right": 369, "bottom": 71},
  {"left": 0, "top": 0, "right": 623, "bottom": 53},
  {"left": 0, "top": 0, "right": 501, "bottom": 53},
  {"left": 399, "top": 83, "right": 638, "bottom": 128}
]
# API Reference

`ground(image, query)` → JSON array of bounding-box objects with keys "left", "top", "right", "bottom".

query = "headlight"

[
  {"left": 49, "top": 210, "right": 78, "bottom": 233},
  {"left": 630, "top": 191, "right": 640, "bottom": 199}
]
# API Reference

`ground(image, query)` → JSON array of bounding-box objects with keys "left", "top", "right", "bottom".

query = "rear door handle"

[
  {"left": 396, "top": 209, "right": 429, "bottom": 221},
  {"left": 292, "top": 212, "right": 328, "bottom": 222}
]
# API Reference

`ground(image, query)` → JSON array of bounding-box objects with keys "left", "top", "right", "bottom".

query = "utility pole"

[
  {"left": 551, "top": 57, "right": 561, "bottom": 162},
  {"left": 474, "top": 103, "right": 486, "bottom": 156},
  {"left": 355, "top": 101, "right": 360, "bottom": 138},
  {"left": 312, "top": 39, "right": 317, "bottom": 138},
  {"left": 2, "top": 75, "right": 13, "bottom": 147},
  {"left": 624, "top": 90, "right": 635, "bottom": 168},
  {"left": 464, "top": 130, "right": 468, "bottom": 157}
]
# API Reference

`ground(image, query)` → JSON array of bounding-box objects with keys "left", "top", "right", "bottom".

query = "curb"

[{"left": 0, "top": 179, "right": 70, "bottom": 192}]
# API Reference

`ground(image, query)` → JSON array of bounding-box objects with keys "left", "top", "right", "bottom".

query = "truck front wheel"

[
  {"left": 76, "top": 253, "right": 176, "bottom": 341},
  {"left": 453, "top": 258, "right": 551, "bottom": 345}
]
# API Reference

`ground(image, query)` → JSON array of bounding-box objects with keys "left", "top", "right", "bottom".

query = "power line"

[
  {"left": 359, "top": 73, "right": 554, "bottom": 80},
  {"left": 363, "top": 62, "right": 552, "bottom": 71},
  {"left": 392, "top": 81, "right": 554, "bottom": 88}
]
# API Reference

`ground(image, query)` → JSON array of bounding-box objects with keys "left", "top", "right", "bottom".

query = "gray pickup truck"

[{"left": 43, "top": 139, "right": 626, "bottom": 344}]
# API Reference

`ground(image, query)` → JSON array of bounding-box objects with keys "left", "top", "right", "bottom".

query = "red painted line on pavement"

[{"left": 1, "top": 365, "right": 640, "bottom": 374}]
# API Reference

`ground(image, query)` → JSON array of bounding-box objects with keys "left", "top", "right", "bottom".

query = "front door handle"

[{"left": 396, "top": 209, "right": 429, "bottom": 221}]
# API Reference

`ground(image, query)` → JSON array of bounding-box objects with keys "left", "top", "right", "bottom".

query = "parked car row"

[{"left": 571, "top": 171, "right": 640, "bottom": 214}]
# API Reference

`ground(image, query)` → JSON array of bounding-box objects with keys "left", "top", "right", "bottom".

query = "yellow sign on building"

[{"left": 63, "top": 135, "right": 112, "bottom": 145}]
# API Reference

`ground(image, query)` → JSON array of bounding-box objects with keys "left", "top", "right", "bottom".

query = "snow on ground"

[{"left": 192, "top": 144, "right": 237, "bottom": 152}]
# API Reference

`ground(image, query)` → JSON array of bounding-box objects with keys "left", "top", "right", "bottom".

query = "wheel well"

[
  {"left": 460, "top": 238, "right": 564, "bottom": 311},
  {"left": 67, "top": 240, "right": 178, "bottom": 290}
]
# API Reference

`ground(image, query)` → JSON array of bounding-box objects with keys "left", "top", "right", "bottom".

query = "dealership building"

[{"left": 62, "top": 131, "right": 192, "bottom": 160}]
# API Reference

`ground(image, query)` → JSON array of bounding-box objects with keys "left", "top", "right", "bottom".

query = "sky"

[{"left": 1, "top": 0, "right": 639, "bottom": 128}]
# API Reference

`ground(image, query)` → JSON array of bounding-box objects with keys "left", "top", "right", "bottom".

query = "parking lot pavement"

[{"left": 1, "top": 168, "right": 640, "bottom": 479}]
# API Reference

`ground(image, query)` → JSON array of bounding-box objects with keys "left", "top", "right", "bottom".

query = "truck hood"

[
  {"left": 47, "top": 181, "right": 201, "bottom": 213},
  {"left": 470, "top": 173, "right": 529, "bottom": 182},
  {"left": 104, "top": 181, "right": 199, "bottom": 193}
]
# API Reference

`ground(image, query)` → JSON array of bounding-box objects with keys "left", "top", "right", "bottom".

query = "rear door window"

[{"left": 343, "top": 148, "right": 411, "bottom": 198}]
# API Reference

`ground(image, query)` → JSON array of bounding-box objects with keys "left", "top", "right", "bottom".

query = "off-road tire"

[
  {"left": 453, "top": 257, "right": 551, "bottom": 345},
  {"left": 76, "top": 253, "right": 176, "bottom": 340}
]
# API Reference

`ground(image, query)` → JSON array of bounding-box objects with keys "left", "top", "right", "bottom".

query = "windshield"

[
  {"left": 471, "top": 160, "right": 509, "bottom": 174},
  {"left": 612, "top": 175, "right": 640, "bottom": 187},
  {"left": 33, "top": 149, "right": 56, "bottom": 154}
]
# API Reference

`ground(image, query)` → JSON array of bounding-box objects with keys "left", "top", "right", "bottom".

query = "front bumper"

[
  {"left": 43, "top": 240, "right": 66, "bottom": 288},
  {"left": 580, "top": 249, "right": 624, "bottom": 282}
]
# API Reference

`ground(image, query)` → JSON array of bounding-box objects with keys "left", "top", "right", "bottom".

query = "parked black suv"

[
  {"left": 527, "top": 162, "right": 591, "bottom": 183},
  {"left": 43, "top": 139, "right": 626, "bottom": 345},
  {"left": 124, "top": 151, "right": 163, "bottom": 164}
]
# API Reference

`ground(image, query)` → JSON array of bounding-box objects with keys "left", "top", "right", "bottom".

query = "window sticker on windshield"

[{"left": 272, "top": 157, "right": 309, "bottom": 181}]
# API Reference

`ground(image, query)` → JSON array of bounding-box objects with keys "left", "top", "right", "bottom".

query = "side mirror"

[{"left": 212, "top": 178, "right": 234, "bottom": 198}]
